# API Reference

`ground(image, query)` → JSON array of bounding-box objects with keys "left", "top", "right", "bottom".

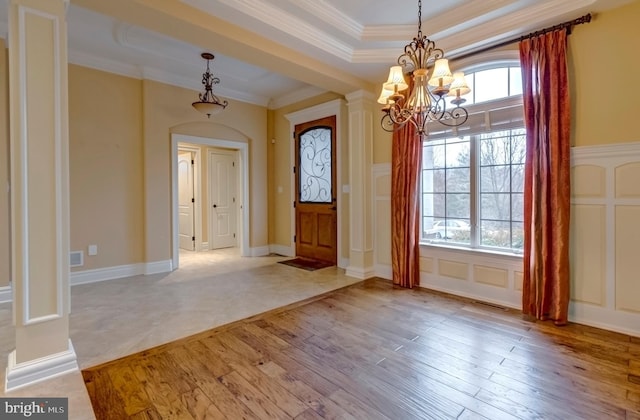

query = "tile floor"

[{"left": 0, "top": 249, "right": 361, "bottom": 419}]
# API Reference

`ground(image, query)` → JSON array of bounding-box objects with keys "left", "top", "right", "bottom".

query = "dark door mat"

[{"left": 278, "top": 258, "right": 334, "bottom": 271}]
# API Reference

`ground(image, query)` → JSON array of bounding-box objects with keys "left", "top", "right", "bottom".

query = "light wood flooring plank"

[{"left": 82, "top": 278, "right": 640, "bottom": 420}]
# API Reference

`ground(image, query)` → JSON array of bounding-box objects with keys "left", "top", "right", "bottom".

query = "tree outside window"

[{"left": 421, "top": 64, "right": 524, "bottom": 253}]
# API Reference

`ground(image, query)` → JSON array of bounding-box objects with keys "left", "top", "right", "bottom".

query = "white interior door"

[
  {"left": 178, "top": 151, "right": 195, "bottom": 251},
  {"left": 209, "top": 150, "right": 237, "bottom": 249}
]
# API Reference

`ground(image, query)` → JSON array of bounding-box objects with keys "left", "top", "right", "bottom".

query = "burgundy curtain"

[
  {"left": 391, "top": 122, "right": 422, "bottom": 288},
  {"left": 519, "top": 29, "right": 571, "bottom": 325}
]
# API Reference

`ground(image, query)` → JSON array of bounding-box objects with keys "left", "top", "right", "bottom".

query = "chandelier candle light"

[
  {"left": 192, "top": 52, "right": 228, "bottom": 118},
  {"left": 379, "top": 0, "right": 470, "bottom": 135}
]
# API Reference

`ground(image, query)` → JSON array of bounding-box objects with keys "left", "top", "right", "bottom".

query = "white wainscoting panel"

[{"left": 373, "top": 142, "right": 640, "bottom": 337}]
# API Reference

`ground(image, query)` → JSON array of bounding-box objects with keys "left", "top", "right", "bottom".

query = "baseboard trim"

[
  {"left": 374, "top": 264, "right": 392, "bottom": 280},
  {"left": 570, "top": 301, "right": 640, "bottom": 338},
  {"left": 375, "top": 260, "right": 640, "bottom": 338},
  {"left": 250, "top": 246, "right": 271, "bottom": 257},
  {"left": 71, "top": 263, "right": 141, "bottom": 286},
  {"left": 145, "top": 260, "right": 173, "bottom": 275},
  {"left": 0, "top": 286, "right": 12, "bottom": 304},
  {"left": 5, "top": 340, "right": 78, "bottom": 392},
  {"left": 200, "top": 242, "right": 209, "bottom": 251},
  {"left": 71, "top": 260, "right": 172, "bottom": 286},
  {"left": 345, "top": 265, "right": 376, "bottom": 279},
  {"left": 269, "top": 244, "right": 294, "bottom": 257}
]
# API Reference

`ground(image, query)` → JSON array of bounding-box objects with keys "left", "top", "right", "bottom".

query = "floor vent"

[
  {"left": 474, "top": 300, "right": 509, "bottom": 311},
  {"left": 70, "top": 251, "right": 84, "bottom": 267}
]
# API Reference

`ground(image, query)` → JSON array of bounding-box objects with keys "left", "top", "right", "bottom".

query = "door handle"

[{"left": 213, "top": 204, "right": 217, "bottom": 208}]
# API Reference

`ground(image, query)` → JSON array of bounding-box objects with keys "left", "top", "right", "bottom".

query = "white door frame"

[
  {"left": 177, "top": 145, "right": 201, "bottom": 251},
  {"left": 285, "top": 99, "right": 346, "bottom": 268},
  {"left": 171, "top": 134, "right": 250, "bottom": 270}
]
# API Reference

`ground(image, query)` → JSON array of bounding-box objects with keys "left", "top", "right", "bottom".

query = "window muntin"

[
  {"left": 421, "top": 63, "right": 524, "bottom": 253},
  {"left": 448, "top": 65, "right": 522, "bottom": 107},
  {"left": 478, "top": 129, "right": 525, "bottom": 250},
  {"left": 422, "top": 137, "right": 471, "bottom": 245}
]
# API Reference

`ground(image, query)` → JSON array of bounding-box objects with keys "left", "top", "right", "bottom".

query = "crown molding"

[
  {"left": 351, "top": 48, "right": 398, "bottom": 64},
  {"left": 415, "top": 0, "right": 597, "bottom": 59},
  {"left": 188, "top": 0, "right": 355, "bottom": 62},
  {"left": 140, "top": 66, "right": 271, "bottom": 107},
  {"left": 268, "top": 85, "right": 327, "bottom": 110},
  {"left": 333, "top": 0, "right": 519, "bottom": 43},
  {"left": 68, "top": 49, "right": 143, "bottom": 79},
  {"left": 294, "top": 0, "right": 363, "bottom": 40},
  {"left": 69, "top": 49, "right": 272, "bottom": 106},
  {"left": 113, "top": 21, "right": 202, "bottom": 70},
  {"left": 361, "top": 24, "right": 415, "bottom": 42}
]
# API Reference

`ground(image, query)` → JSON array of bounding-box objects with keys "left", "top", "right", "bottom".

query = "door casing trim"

[{"left": 171, "top": 134, "right": 250, "bottom": 270}]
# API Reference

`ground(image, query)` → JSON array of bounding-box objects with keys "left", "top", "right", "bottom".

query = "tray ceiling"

[{"left": 0, "top": 0, "right": 635, "bottom": 108}]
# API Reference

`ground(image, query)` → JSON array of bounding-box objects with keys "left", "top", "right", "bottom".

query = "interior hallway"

[{"left": 0, "top": 249, "right": 360, "bottom": 419}]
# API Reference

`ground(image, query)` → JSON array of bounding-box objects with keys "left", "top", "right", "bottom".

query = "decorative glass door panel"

[{"left": 299, "top": 127, "right": 332, "bottom": 203}]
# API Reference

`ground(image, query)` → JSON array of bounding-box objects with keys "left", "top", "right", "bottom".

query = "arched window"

[{"left": 421, "top": 61, "right": 525, "bottom": 253}]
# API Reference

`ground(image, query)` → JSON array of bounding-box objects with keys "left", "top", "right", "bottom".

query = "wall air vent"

[{"left": 70, "top": 251, "right": 84, "bottom": 268}]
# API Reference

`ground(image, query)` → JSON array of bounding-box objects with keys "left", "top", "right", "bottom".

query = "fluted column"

[
  {"left": 345, "top": 90, "right": 376, "bottom": 279},
  {"left": 6, "top": 0, "right": 77, "bottom": 390}
]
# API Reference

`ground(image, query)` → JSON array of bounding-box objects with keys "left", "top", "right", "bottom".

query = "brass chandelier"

[
  {"left": 378, "top": 0, "right": 470, "bottom": 135},
  {"left": 192, "top": 52, "right": 228, "bottom": 118}
]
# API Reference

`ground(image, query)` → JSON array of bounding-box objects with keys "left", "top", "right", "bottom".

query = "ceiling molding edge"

[
  {"left": 69, "top": 49, "right": 271, "bottom": 107},
  {"left": 295, "top": 0, "right": 363, "bottom": 40},
  {"left": 112, "top": 20, "right": 204, "bottom": 71},
  {"left": 213, "top": 0, "right": 354, "bottom": 62},
  {"left": 351, "top": 48, "right": 399, "bottom": 64},
  {"left": 436, "top": 0, "right": 596, "bottom": 56},
  {"left": 268, "top": 85, "right": 327, "bottom": 110},
  {"left": 112, "top": 21, "right": 132, "bottom": 48},
  {"left": 68, "top": 50, "right": 143, "bottom": 80},
  {"left": 362, "top": 24, "right": 415, "bottom": 41},
  {"left": 139, "top": 67, "right": 270, "bottom": 107}
]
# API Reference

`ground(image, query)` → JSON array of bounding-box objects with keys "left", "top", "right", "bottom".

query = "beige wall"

[
  {"left": 0, "top": 44, "right": 10, "bottom": 287},
  {"left": 570, "top": 0, "right": 640, "bottom": 146},
  {"left": 67, "top": 65, "right": 267, "bottom": 270},
  {"left": 69, "top": 65, "right": 145, "bottom": 270},
  {"left": 373, "top": 121, "right": 392, "bottom": 164},
  {"left": 142, "top": 79, "right": 268, "bottom": 262}
]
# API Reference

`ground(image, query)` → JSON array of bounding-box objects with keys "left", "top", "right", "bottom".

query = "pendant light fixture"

[{"left": 192, "top": 52, "right": 228, "bottom": 117}]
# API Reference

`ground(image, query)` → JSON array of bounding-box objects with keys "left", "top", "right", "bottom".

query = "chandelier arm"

[
  {"left": 380, "top": 113, "right": 397, "bottom": 133},
  {"left": 435, "top": 108, "right": 470, "bottom": 127}
]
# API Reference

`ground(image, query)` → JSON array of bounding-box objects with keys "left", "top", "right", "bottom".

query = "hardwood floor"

[{"left": 82, "top": 279, "right": 640, "bottom": 419}]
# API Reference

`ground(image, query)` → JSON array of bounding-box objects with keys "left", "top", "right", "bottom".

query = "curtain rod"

[{"left": 453, "top": 13, "right": 592, "bottom": 62}]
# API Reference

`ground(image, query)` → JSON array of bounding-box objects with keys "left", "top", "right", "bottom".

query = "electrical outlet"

[{"left": 88, "top": 245, "right": 98, "bottom": 256}]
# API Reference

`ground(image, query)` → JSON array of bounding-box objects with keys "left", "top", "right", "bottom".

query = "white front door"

[
  {"left": 209, "top": 150, "right": 237, "bottom": 249},
  {"left": 178, "top": 151, "right": 195, "bottom": 251}
]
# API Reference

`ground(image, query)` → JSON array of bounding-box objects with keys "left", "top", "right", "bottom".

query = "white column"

[
  {"left": 6, "top": 0, "right": 77, "bottom": 391},
  {"left": 345, "top": 90, "right": 376, "bottom": 279}
]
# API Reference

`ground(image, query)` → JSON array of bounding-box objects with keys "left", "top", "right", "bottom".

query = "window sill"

[{"left": 419, "top": 241, "right": 523, "bottom": 261}]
